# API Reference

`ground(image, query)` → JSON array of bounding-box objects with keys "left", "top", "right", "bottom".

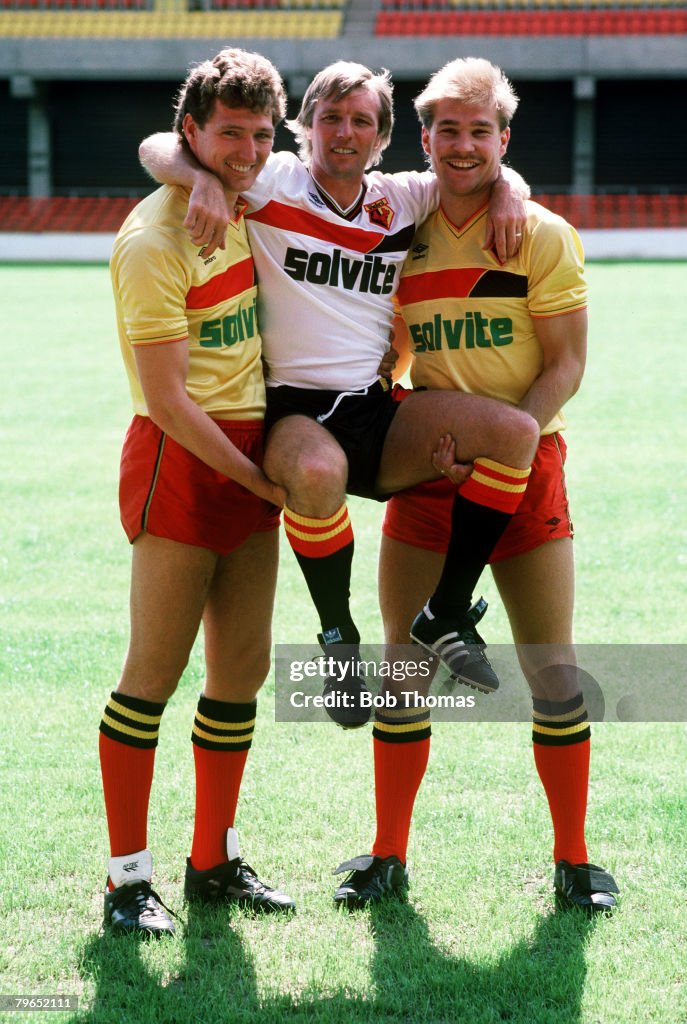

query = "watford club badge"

[{"left": 364, "top": 197, "right": 395, "bottom": 230}]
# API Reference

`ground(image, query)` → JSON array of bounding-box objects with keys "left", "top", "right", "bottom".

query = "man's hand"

[
  {"left": 431, "top": 434, "right": 473, "bottom": 486},
  {"left": 256, "top": 476, "right": 288, "bottom": 509},
  {"left": 184, "top": 171, "right": 230, "bottom": 256},
  {"left": 484, "top": 167, "right": 529, "bottom": 263},
  {"left": 378, "top": 341, "right": 399, "bottom": 381}
]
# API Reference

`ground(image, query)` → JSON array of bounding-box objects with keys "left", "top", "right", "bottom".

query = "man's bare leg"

[
  {"left": 98, "top": 534, "right": 218, "bottom": 933},
  {"left": 264, "top": 415, "right": 368, "bottom": 726},
  {"left": 263, "top": 415, "right": 357, "bottom": 641},
  {"left": 189, "top": 529, "right": 291, "bottom": 902}
]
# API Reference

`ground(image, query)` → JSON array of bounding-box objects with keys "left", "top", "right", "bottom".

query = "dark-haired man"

[{"left": 101, "top": 47, "right": 295, "bottom": 938}]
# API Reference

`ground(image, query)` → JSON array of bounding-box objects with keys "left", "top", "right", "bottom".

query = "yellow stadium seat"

[{"left": 0, "top": 8, "right": 343, "bottom": 35}]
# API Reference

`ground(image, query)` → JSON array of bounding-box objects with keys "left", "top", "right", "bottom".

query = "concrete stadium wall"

[{"left": 2, "top": 34, "right": 687, "bottom": 82}]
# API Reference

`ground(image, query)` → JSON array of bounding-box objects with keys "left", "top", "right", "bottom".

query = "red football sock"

[
  {"left": 532, "top": 693, "right": 590, "bottom": 864},
  {"left": 99, "top": 732, "right": 157, "bottom": 857},
  {"left": 99, "top": 691, "right": 165, "bottom": 858},
  {"left": 190, "top": 696, "right": 255, "bottom": 871},
  {"left": 371, "top": 725, "right": 431, "bottom": 863}
]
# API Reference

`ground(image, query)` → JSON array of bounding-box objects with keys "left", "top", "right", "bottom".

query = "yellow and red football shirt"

[
  {"left": 111, "top": 185, "right": 264, "bottom": 420},
  {"left": 397, "top": 200, "right": 587, "bottom": 435}
]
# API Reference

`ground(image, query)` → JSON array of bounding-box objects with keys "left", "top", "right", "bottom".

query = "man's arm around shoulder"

[{"left": 139, "top": 132, "right": 230, "bottom": 255}]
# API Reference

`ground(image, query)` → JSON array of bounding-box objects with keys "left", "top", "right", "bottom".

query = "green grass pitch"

[{"left": 0, "top": 262, "right": 685, "bottom": 1023}]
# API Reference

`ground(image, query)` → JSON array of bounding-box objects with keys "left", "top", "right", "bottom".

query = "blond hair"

[{"left": 415, "top": 57, "right": 518, "bottom": 131}]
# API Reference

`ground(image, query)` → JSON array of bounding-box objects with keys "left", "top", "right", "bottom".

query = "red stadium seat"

[
  {"left": 615, "top": 195, "right": 631, "bottom": 229},
  {"left": 374, "top": 4, "right": 687, "bottom": 36},
  {"left": 666, "top": 195, "right": 685, "bottom": 228}
]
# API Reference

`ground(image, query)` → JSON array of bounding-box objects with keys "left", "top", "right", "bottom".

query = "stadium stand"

[
  {"left": 0, "top": 0, "right": 348, "bottom": 37},
  {"left": 2, "top": 194, "right": 685, "bottom": 233},
  {"left": 0, "top": 0, "right": 346, "bottom": 6},
  {"left": 6, "top": 0, "right": 684, "bottom": 36},
  {"left": 0, "top": 0, "right": 685, "bottom": 254}
]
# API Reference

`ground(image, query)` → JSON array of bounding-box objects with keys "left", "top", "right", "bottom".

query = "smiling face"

[
  {"left": 423, "top": 97, "right": 509, "bottom": 212},
  {"left": 307, "top": 86, "right": 383, "bottom": 201},
  {"left": 183, "top": 101, "right": 274, "bottom": 199}
]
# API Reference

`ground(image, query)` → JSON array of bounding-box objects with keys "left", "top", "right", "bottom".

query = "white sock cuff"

[{"left": 108, "top": 849, "right": 153, "bottom": 889}]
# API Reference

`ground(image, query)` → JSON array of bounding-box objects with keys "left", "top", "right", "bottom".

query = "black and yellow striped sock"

[
  {"left": 532, "top": 692, "right": 591, "bottom": 747},
  {"left": 283, "top": 503, "right": 358, "bottom": 640},
  {"left": 372, "top": 704, "right": 432, "bottom": 746},
  {"left": 191, "top": 695, "right": 256, "bottom": 752},
  {"left": 100, "top": 690, "right": 165, "bottom": 749}
]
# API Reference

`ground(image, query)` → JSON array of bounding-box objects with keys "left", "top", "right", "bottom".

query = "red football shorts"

[
  {"left": 120, "top": 415, "right": 280, "bottom": 556},
  {"left": 383, "top": 432, "right": 573, "bottom": 563}
]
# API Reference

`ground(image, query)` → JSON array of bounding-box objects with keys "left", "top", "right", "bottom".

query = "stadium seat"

[
  {"left": 279, "top": 0, "right": 346, "bottom": 6},
  {"left": 666, "top": 195, "right": 686, "bottom": 228}
]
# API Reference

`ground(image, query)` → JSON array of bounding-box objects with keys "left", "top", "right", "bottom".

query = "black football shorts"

[{"left": 264, "top": 379, "right": 403, "bottom": 500}]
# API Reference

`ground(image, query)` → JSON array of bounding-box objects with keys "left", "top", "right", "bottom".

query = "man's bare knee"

[
  {"left": 523, "top": 660, "right": 581, "bottom": 703},
  {"left": 117, "top": 663, "right": 184, "bottom": 704},
  {"left": 264, "top": 418, "right": 347, "bottom": 512},
  {"left": 206, "top": 645, "right": 271, "bottom": 702},
  {"left": 512, "top": 409, "right": 540, "bottom": 463},
  {"left": 284, "top": 450, "right": 347, "bottom": 512},
  {"left": 489, "top": 408, "right": 539, "bottom": 467}
]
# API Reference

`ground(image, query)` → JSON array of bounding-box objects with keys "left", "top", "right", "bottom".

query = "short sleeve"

[{"left": 111, "top": 227, "right": 191, "bottom": 345}]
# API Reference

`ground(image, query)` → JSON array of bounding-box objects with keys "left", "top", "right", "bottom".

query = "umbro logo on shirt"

[
  {"left": 411, "top": 243, "right": 429, "bottom": 261},
  {"left": 197, "top": 247, "right": 217, "bottom": 266},
  {"left": 308, "top": 191, "right": 326, "bottom": 208}
]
